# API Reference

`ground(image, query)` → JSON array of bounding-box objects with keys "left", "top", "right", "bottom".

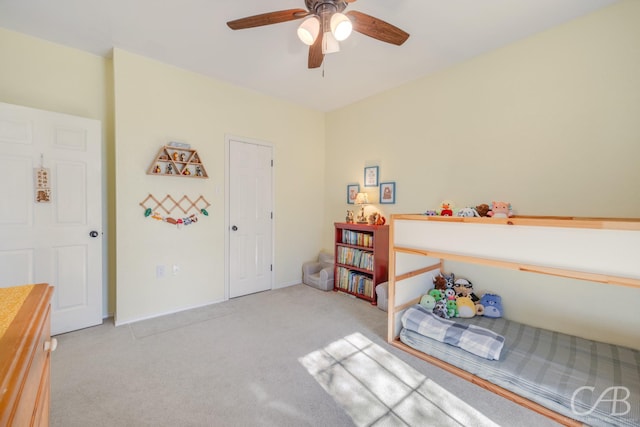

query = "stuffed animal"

[
  {"left": 456, "top": 296, "right": 476, "bottom": 318},
  {"left": 433, "top": 274, "right": 447, "bottom": 291},
  {"left": 424, "top": 210, "right": 438, "bottom": 216},
  {"left": 439, "top": 200, "right": 455, "bottom": 216},
  {"left": 479, "top": 293, "right": 503, "bottom": 318},
  {"left": 457, "top": 207, "right": 479, "bottom": 217},
  {"left": 487, "top": 201, "right": 513, "bottom": 218},
  {"left": 428, "top": 288, "right": 445, "bottom": 302},
  {"left": 475, "top": 203, "right": 490, "bottom": 217},
  {"left": 453, "top": 278, "right": 480, "bottom": 303},
  {"left": 419, "top": 294, "right": 436, "bottom": 311},
  {"left": 432, "top": 299, "right": 449, "bottom": 319},
  {"left": 446, "top": 299, "right": 458, "bottom": 318},
  {"left": 444, "top": 288, "right": 456, "bottom": 301},
  {"left": 442, "top": 272, "right": 455, "bottom": 289}
]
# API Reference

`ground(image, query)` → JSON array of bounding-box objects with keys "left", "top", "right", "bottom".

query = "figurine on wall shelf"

[
  {"left": 172, "top": 152, "right": 179, "bottom": 161},
  {"left": 182, "top": 168, "right": 191, "bottom": 176},
  {"left": 166, "top": 163, "right": 174, "bottom": 174},
  {"left": 180, "top": 153, "right": 186, "bottom": 162},
  {"left": 195, "top": 166, "right": 203, "bottom": 176},
  {"left": 153, "top": 164, "right": 161, "bottom": 174}
]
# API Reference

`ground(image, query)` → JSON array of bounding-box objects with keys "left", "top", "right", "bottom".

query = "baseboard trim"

[{"left": 114, "top": 298, "right": 226, "bottom": 327}]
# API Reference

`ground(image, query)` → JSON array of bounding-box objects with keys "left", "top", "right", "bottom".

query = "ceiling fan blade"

[
  {"left": 308, "top": 31, "right": 324, "bottom": 68},
  {"left": 345, "top": 10, "right": 409, "bottom": 46},
  {"left": 227, "top": 9, "right": 309, "bottom": 30}
]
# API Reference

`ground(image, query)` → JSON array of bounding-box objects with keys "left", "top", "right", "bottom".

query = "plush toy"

[
  {"left": 428, "top": 288, "right": 444, "bottom": 302},
  {"left": 424, "top": 210, "right": 438, "bottom": 216},
  {"left": 487, "top": 201, "right": 513, "bottom": 218},
  {"left": 442, "top": 272, "right": 455, "bottom": 289},
  {"left": 444, "top": 288, "right": 456, "bottom": 301},
  {"left": 456, "top": 296, "right": 476, "bottom": 318},
  {"left": 432, "top": 299, "right": 449, "bottom": 319},
  {"left": 453, "top": 278, "right": 480, "bottom": 303},
  {"left": 439, "top": 200, "right": 455, "bottom": 216},
  {"left": 479, "top": 293, "right": 503, "bottom": 318},
  {"left": 419, "top": 294, "right": 436, "bottom": 311},
  {"left": 457, "top": 207, "right": 479, "bottom": 217},
  {"left": 432, "top": 274, "right": 447, "bottom": 291},
  {"left": 446, "top": 299, "right": 458, "bottom": 318},
  {"left": 475, "top": 203, "right": 491, "bottom": 217}
]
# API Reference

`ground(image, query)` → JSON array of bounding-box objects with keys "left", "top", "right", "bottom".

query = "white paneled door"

[
  {"left": 228, "top": 138, "right": 273, "bottom": 298},
  {"left": 0, "top": 102, "right": 102, "bottom": 335}
]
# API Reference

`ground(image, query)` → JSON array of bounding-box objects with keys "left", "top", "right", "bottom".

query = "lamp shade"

[
  {"left": 354, "top": 192, "right": 369, "bottom": 205},
  {"left": 297, "top": 16, "right": 320, "bottom": 45},
  {"left": 322, "top": 31, "right": 340, "bottom": 54},
  {"left": 330, "top": 12, "right": 352, "bottom": 41}
]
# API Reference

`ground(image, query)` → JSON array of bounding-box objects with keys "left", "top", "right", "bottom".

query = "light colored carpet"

[
  {"left": 50, "top": 284, "right": 560, "bottom": 426},
  {"left": 300, "top": 332, "right": 499, "bottom": 427}
]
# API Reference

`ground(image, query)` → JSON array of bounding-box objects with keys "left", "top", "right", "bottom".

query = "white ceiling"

[{"left": 0, "top": 0, "right": 619, "bottom": 112}]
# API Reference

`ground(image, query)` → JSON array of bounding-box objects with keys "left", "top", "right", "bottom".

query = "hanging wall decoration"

[
  {"left": 139, "top": 194, "right": 211, "bottom": 228},
  {"left": 34, "top": 155, "right": 51, "bottom": 203}
]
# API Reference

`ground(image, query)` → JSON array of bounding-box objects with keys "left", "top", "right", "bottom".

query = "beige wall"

[
  {"left": 324, "top": 1, "right": 640, "bottom": 348},
  {"left": 113, "top": 49, "right": 325, "bottom": 324}
]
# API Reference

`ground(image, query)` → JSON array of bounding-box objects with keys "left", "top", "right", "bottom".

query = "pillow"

[{"left": 401, "top": 305, "right": 505, "bottom": 360}]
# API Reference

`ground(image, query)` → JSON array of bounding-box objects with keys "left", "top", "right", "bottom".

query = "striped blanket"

[
  {"left": 401, "top": 305, "right": 505, "bottom": 360},
  {"left": 400, "top": 314, "right": 640, "bottom": 426}
]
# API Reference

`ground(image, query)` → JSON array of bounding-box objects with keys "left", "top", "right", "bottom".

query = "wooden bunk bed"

[{"left": 386, "top": 214, "right": 640, "bottom": 427}]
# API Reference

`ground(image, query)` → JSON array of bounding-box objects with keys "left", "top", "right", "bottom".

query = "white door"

[
  {"left": 0, "top": 102, "right": 103, "bottom": 335},
  {"left": 228, "top": 137, "right": 273, "bottom": 298}
]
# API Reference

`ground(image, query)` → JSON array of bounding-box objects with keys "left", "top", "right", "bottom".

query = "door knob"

[
  {"left": 232, "top": 225, "right": 238, "bottom": 231},
  {"left": 89, "top": 230, "right": 99, "bottom": 238}
]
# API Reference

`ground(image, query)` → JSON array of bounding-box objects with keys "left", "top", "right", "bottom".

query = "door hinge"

[
  {"left": 271, "top": 159, "right": 273, "bottom": 167},
  {"left": 270, "top": 264, "right": 273, "bottom": 272},
  {"left": 271, "top": 212, "right": 273, "bottom": 219}
]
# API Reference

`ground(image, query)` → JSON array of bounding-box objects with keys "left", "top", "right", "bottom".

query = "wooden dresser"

[{"left": 0, "top": 283, "right": 55, "bottom": 427}]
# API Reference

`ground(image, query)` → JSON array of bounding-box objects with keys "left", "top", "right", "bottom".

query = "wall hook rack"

[{"left": 139, "top": 194, "right": 211, "bottom": 227}]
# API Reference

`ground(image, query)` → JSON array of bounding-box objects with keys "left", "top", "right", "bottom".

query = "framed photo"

[
  {"left": 364, "top": 166, "right": 379, "bottom": 187},
  {"left": 379, "top": 181, "right": 396, "bottom": 204},
  {"left": 347, "top": 184, "right": 360, "bottom": 204}
]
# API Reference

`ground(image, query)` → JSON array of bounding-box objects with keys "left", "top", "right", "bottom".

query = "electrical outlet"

[
  {"left": 172, "top": 264, "right": 180, "bottom": 275},
  {"left": 156, "top": 265, "right": 165, "bottom": 278}
]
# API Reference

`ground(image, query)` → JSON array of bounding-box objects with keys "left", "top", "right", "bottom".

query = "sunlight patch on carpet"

[{"left": 299, "top": 332, "right": 500, "bottom": 427}]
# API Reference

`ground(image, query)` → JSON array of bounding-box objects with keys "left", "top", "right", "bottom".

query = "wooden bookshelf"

[{"left": 334, "top": 222, "right": 389, "bottom": 304}]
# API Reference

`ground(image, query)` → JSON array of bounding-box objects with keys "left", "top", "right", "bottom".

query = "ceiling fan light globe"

[
  {"left": 330, "top": 12, "right": 352, "bottom": 41},
  {"left": 297, "top": 16, "right": 320, "bottom": 46}
]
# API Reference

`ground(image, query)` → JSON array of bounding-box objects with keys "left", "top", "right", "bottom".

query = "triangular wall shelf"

[{"left": 147, "top": 145, "right": 208, "bottom": 178}]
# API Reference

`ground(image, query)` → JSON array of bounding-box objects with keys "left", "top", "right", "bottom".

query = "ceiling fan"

[{"left": 227, "top": 0, "right": 409, "bottom": 69}]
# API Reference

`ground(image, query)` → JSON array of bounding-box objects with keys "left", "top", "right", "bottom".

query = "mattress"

[{"left": 400, "top": 310, "right": 640, "bottom": 427}]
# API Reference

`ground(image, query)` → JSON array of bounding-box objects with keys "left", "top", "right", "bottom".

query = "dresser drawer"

[
  {"left": 12, "top": 307, "right": 51, "bottom": 426},
  {"left": 0, "top": 284, "right": 54, "bottom": 427}
]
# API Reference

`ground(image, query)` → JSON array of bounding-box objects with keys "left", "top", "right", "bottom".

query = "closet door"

[{"left": 228, "top": 137, "right": 273, "bottom": 298}]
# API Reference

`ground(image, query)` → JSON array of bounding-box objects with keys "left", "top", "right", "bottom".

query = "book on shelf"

[
  {"left": 340, "top": 230, "right": 374, "bottom": 248},
  {"left": 336, "top": 246, "right": 374, "bottom": 271},
  {"left": 336, "top": 266, "right": 374, "bottom": 298}
]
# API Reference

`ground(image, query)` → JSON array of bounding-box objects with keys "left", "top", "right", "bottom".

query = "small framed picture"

[
  {"left": 347, "top": 184, "right": 360, "bottom": 204},
  {"left": 364, "top": 166, "right": 379, "bottom": 187},
  {"left": 379, "top": 181, "right": 396, "bottom": 204}
]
